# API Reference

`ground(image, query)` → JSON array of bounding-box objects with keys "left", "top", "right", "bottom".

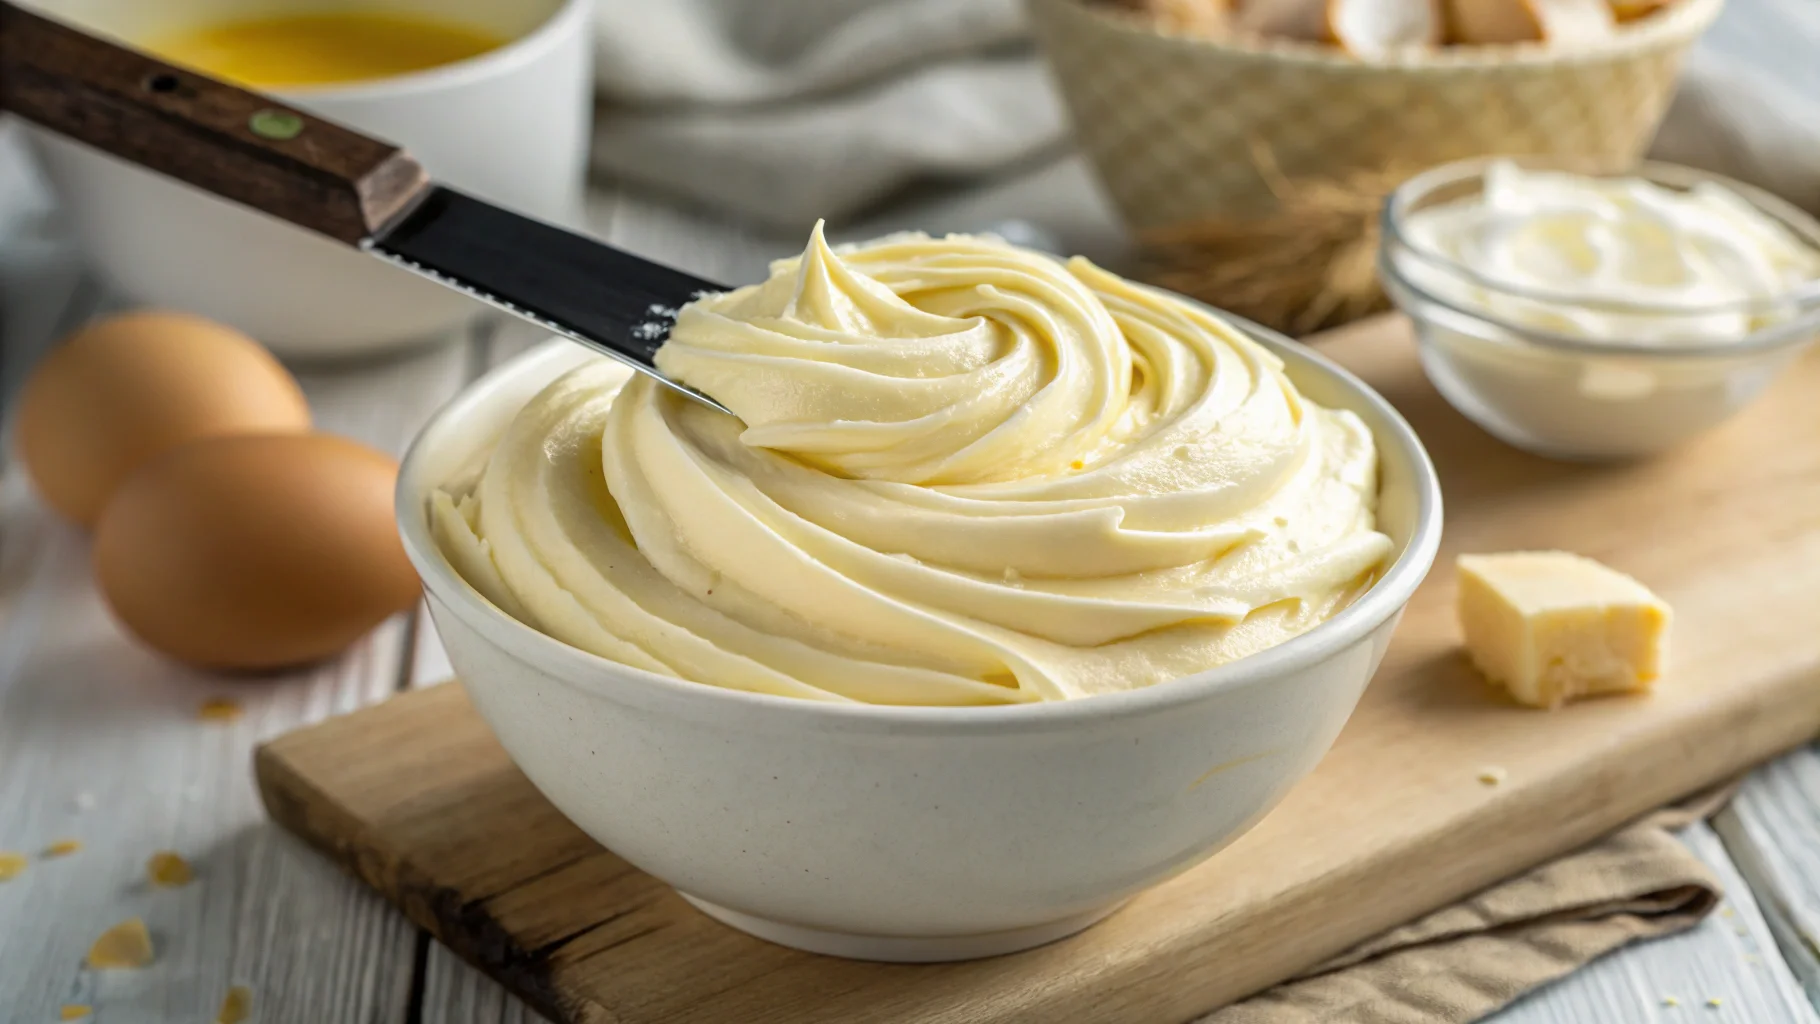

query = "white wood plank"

[
  {"left": 1486, "top": 821, "right": 1818, "bottom": 1024},
  {"left": 1713, "top": 746, "right": 1820, "bottom": 1006},
  {"left": 419, "top": 952, "right": 546, "bottom": 1024},
  {"left": 0, "top": 328, "right": 476, "bottom": 1022}
]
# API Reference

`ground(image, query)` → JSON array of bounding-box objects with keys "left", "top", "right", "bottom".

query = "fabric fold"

[
  {"left": 587, "top": 0, "right": 1818, "bottom": 228},
  {"left": 1204, "top": 786, "right": 1735, "bottom": 1024}
]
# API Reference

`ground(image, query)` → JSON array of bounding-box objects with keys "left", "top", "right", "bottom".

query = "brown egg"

[
  {"left": 14, "top": 310, "right": 310, "bottom": 527},
  {"left": 93, "top": 433, "right": 419, "bottom": 671}
]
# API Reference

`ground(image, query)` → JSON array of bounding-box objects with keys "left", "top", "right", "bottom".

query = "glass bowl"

[{"left": 1379, "top": 156, "right": 1820, "bottom": 461}]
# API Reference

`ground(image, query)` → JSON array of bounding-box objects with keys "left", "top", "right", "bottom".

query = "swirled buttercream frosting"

[{"left": 432, "top": 227, "right": 1392, "bottom": 704}]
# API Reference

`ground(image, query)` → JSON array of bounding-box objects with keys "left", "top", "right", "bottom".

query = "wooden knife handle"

[{"left": 0, "top": 1, "right": 428, "bottom": 244}]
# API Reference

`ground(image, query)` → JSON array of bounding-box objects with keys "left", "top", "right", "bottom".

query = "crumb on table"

[
  {"left": 86, "top": 917, "right": 154, "bottom": 969},
  {"left": 197, "top": 698, "right": 244, "bottom": 723},
  {"left": 216, "top": 984, "right": 253, "bottom": 1024},
  {"left": 147, "top": 850, "right": 194, "bottom": 887}
]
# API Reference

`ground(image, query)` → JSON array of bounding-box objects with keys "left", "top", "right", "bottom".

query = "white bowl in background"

[
  {"left": 1381, "top": 157, "right": 1820, "bottom": 461},
  {"left": 394, "top": 320, "right": 1443, "bottom": 963},
  {"left": 17, "top": 0, "right": 593, "bottom": 360}
]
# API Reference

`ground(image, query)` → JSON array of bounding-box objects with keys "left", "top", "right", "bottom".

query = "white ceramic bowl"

[
  {"left": 17, "top": 0, "right": 592, "bottom": 360},
  {"left": 396, "top": 327, "right": 1443, "bottom": 962},
  {"left": 1381, "top": 157, "right": 1820, "bottom": 461}
]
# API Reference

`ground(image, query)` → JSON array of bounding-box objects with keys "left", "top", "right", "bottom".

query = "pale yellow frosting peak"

[{"left": 433, "top": 229, "right": 1391, "bottom": 704}]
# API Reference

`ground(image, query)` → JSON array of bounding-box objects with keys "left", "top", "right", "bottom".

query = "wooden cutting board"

[{"left": 256, "top": 314, "right": 1820, "bottom": 1024}]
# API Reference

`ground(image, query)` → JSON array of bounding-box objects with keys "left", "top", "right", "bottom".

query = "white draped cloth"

[{"left": 588, "top": 0, "right": 1820, "bottom": 227}]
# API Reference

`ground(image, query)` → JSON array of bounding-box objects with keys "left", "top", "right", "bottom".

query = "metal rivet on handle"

[{"left": 248, "top": 109, "right": 304, "bottom": 141}]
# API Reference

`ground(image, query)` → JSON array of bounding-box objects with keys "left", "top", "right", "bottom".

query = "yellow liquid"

[{"left": 145, "top": 12, "right": 507, "bottom": 89}]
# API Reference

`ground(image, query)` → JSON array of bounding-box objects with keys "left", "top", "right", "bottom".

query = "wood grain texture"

[
  {"left": 0, "top": 312, "right": 474, "bottom": 1021},
  {"left": 422, "top": 949, "right": 548, "bottom": 1024},
  {"left": 406, "top": 811, "right": 1820, "bottom": 1024},
  {"left": 256, "top": 313, "right": 1820, "bottom": 1024},
  {"left": 1715, "top": 749, "right": 1820, "bottom": 1006},
  {"left": 1494, "top": 822, "right": 1820, "bottom": 1024},
  {"left": 0, "top": 1, "right": 428, "bottom": 243}
]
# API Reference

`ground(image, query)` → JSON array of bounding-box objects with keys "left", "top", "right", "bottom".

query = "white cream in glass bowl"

[
  {"left": 398, "top": 230, "right": 1442, "bottom": 961},
  {"left": 1381, "top": 157, "right": 1820, "bottom": 460}
]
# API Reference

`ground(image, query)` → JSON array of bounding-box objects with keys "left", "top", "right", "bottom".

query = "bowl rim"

[
  {"left": 1029, "top": 0, "right": 1723, "bottom": 70},
  {"left": 1381, "top": 156, "right": 1820, "bottom": 359},
  {"left": 396, "top": 314, "right": 1443, "bottom": 733}
]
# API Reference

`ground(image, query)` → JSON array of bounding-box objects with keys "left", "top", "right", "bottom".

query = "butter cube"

[{"left": 1456, "top": 551, "right": 1670, "bottom": 709}]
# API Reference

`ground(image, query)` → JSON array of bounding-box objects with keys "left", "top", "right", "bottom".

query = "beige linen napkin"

[{"left": 1204, "top": 788, "right": 1733, "bottom": 1024}]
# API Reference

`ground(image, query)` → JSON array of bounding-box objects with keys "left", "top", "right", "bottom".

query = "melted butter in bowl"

[
  {"left": 142, "top": 12, "right": 508, "bottom": 89},
  {"left": 431, "top": 227, "right": 1394, "bottom": 705}
]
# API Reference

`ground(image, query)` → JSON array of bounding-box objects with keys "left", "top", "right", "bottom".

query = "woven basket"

[{"left": 1027, "top": 0, "right": 1724, "bottom": 230}]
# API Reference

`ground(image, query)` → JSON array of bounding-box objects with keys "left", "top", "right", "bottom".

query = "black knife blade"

[{"left": 368, "top": 187, "right": 731, "bottom": 412}]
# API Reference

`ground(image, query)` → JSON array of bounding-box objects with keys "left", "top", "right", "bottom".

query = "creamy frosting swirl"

[{"left": 433, "top": 228, "right": 1391, "bottom": 704}]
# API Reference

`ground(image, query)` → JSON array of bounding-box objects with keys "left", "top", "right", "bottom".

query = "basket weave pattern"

[{"left": 1028, "top": 0, "right": 1725, "bottom": 229}]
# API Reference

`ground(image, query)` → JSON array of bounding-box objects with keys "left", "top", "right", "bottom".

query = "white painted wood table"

[{"left": 3, "top": 130, "right": 1819, "bottom": 1024}]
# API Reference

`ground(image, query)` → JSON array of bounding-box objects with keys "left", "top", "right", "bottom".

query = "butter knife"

[{"left": 0, "top": 1, "right": 731, "bottom": 413}]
